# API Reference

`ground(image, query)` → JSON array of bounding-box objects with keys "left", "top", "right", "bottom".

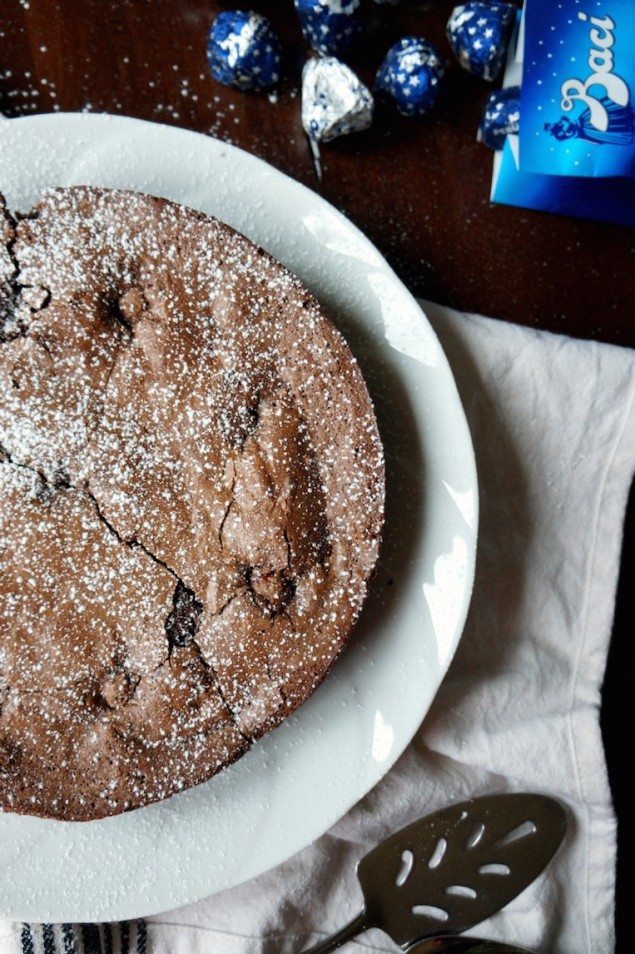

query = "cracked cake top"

[{"left": 0, "top": 187, "right": 384, "bottom": 821}]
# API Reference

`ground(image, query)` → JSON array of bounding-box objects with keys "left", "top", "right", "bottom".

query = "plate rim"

[{"left": 0, "top": 111, "right": 478, "bottom": 921}]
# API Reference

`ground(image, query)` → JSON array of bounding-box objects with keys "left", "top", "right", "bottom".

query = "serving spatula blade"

[{"left": 302, "top": 793, "right": 566, "bottom": 953}]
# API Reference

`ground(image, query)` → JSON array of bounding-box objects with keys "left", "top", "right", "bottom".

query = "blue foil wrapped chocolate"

[
  {"left": 478, "top": 84, "right": 520, "bottom": 149},
  {"left": 447, "top": 1, "right": 515, "bottom": 82},
  {"left": 207, "top": 10, "right": 282, "bottom": 90},
  {"left": 302, "top": 56, "right": 373, "bottom": 142},
  {"left": 294, "top": 0, "right": 363, "bottom": 57},
  {"left": 375, "top": 37, "right": 445, "bottom": 117}
]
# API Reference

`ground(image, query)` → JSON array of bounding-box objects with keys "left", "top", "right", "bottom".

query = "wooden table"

[{"left": 1, "top": 1, "right": 633, "bottom": 947}]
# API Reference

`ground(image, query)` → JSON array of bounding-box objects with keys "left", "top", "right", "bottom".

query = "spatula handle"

[{"left": 301, "top": 910, "right": 368, "bottom": 953}]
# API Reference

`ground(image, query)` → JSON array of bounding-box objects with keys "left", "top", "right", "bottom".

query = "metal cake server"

[
  {"left": 406, "top": 938, "right": 532, "bottom": 953},
  {"left": 301, "top": 793, "right": 566, "bottom": 953}
]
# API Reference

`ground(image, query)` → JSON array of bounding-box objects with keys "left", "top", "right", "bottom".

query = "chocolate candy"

[
  {"left": 477, "top": 85, "right": 520, "bottom": 150},
  {"left": 207, "top": 10, "right": 282, "bottom": 91},
  {"left": 302, "top": 56, "right": 373, "bottom": 142},
  {"left": 446, "top": 1, "right": 515, "bottom": 82},
  {"left": 375, "top": 37, "right": 445, "bottom": 117},
  {"left": 294, "top": 0, "right": 364, "bottom": 57}
]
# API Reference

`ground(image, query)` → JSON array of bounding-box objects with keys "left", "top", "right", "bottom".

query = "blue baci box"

[
  {"left": 522, "top": 0, "right": 635, "bottom": 177},
  {"left": 491, "top": 0, "right": 635, "bottom": 226}
]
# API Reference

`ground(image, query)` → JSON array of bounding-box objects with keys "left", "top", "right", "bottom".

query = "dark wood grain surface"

[
  {"left": 1, "top": 1, "right": 633, "bottom": 948},
  {"left": 1, "top": 0, "right": 634, "bottom": 344}
]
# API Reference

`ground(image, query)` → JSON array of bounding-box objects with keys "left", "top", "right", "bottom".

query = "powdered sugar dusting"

[{"left": 0, "top": 187, "right": 384, "bottom": 820}]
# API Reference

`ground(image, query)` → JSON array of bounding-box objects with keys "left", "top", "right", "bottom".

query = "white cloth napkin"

[{"left": 2, "top": 303, "right": 633, "bottom": 954}]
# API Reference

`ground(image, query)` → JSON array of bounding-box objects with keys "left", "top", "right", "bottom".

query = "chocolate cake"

[{"left": 0, "top": 187, "right": 384, "bottom": 821}]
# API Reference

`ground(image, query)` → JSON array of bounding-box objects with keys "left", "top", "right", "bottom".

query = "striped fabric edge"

[{"left": 15, "top": 921, "right": 149, "bottom": 954}]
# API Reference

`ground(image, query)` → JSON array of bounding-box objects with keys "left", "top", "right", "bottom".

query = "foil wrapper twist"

[
  {"left": 301, "top": 56, "right": 374, "bottom": 143},
  {"left": 207, "top": 10, "right": 282, "bottom": 90},
  {"left": 375, "top": 37, "right": 445, "bottom": 117},
  {"left": 478, "top": 85, "right": 520, "bottom": 150},
  {"left": 294, "top": 0, "right": 364, "bottom": 57},
  {"left": 447, "top": 1, "right": 515, "bottom": 82}
]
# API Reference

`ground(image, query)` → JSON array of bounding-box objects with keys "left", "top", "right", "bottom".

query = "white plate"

[{"left": 0, "top": 113, "right": 477, "bottom": 922}]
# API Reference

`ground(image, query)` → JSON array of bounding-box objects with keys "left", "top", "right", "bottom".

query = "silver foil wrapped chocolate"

[{"left": 301, "top": 56, "right": 374, "bottom": 143}]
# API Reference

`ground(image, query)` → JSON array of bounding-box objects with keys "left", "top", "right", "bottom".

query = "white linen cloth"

[{"left": 2, "top": 303, "right": 633, "bottom": 954}]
